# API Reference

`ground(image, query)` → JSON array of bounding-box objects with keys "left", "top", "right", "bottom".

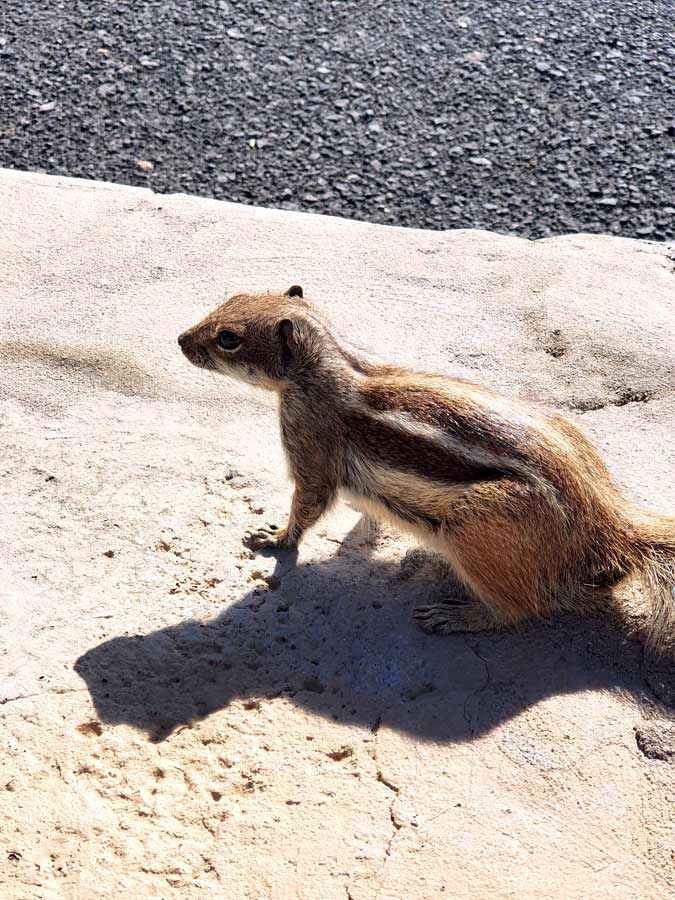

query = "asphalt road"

[{"left": 1, "top": 1, "right": 673, "bottom": 239}]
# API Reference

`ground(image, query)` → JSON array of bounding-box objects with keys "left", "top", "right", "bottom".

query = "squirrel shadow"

[{"left": 75, "top": 523, "right": 674, "bottom": 744}]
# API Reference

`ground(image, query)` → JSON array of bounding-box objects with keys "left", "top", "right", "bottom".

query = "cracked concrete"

[
  {"left": 1, "top": 169, "right": 675, "bottom": 898},
  {"left": 0, "top": 688, "right": 88, "bottom": 706},
  {"left": 462, "top": 639, "right": 492, "bottom": 738}
]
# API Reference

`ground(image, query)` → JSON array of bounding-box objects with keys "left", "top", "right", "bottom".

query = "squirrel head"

[{"left": 178, "top": 286, "right": 329, "bottom": 390}]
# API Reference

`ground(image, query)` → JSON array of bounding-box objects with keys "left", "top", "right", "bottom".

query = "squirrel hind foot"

[
  {"left": 413, "top": 599, "right": 504, "bottom": 635},
  {"left": 243, "top": 524, "right": 293, "bottom": 552}
]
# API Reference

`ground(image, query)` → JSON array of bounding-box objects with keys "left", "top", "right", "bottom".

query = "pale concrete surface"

[{"left": 1, "top": 168, "right": 674, "bottom": 899}]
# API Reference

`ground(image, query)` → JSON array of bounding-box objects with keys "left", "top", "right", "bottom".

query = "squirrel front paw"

[{"left": 243, "top": 524, "right": 291, "bottom": 551}]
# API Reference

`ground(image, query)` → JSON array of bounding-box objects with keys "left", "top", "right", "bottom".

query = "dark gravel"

[{"left": 1, "top": 1, "right": 674, "bottom": 239}]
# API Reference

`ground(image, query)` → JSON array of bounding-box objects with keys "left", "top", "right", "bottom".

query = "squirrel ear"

[
  {"left": 284, "top": 284, "right": 303, "bottom": 298},
  {"left": 278, "top": 316, "right": 310, "bottom": 369},
  {"left": 279, "top": 318, "right": 296, "bottom": 348}
]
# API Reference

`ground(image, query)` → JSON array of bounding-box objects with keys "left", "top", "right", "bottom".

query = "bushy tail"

[{"left": 630, "top": 510, "right": 675, "bottom": 653}]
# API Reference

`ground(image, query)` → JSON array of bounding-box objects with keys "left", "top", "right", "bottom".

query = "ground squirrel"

[{"left": 178, "top": 286, "right": 675, "bottom": 650}]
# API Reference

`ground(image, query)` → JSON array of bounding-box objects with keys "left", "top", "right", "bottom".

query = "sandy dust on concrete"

[{"left": 1, "top": 169, "right": 674, "bottom": 899}]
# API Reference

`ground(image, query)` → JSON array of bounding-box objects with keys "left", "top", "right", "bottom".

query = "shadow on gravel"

[{"left": 75, "top": 523, "right": 674, "bottom": 743}]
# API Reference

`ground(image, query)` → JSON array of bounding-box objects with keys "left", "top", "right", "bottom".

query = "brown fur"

[{"left": 178, "top": 287, "right": 675, "bottom": 651}]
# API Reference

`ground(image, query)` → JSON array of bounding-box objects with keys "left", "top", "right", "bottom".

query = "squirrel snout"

[
  {"left": 177, "top": 329, "right": 206, "bottom": 368},
  {"left": 177, "top": 330, "right": 193, "bottom": 353},
  {"left": 177, "top": 330, "right": 197, "bottom": 362}
]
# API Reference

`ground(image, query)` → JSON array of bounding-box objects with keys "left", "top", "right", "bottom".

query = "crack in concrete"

[
  {"left": 462, "top": 638, "right": 491, "bottom": 737},
  {"left": 368, "top": 711, "right": 406, "bottom": 900},
  {"left": 1, "top": 687, "right": 87, "bottom": 707},
  {"left": 376, "top": 770, "right": 400, "bottom": 795},
  {"left": 374, "top": 828, "right": 398, "bottom": 900},
  {"left": 375, "top": 773, "right": 404, "bottom": 898},
  {"left": 341, "top": 732, "right": 399, "bottom": 900}
]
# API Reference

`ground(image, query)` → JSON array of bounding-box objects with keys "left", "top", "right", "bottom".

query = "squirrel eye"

[{"left": 217, "top": 330, "right": 242, "bottom": 351}]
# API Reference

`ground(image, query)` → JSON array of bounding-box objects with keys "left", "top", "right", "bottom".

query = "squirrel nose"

[{"left": 177, "top": 331, "right": 189, "bottom": 349}]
